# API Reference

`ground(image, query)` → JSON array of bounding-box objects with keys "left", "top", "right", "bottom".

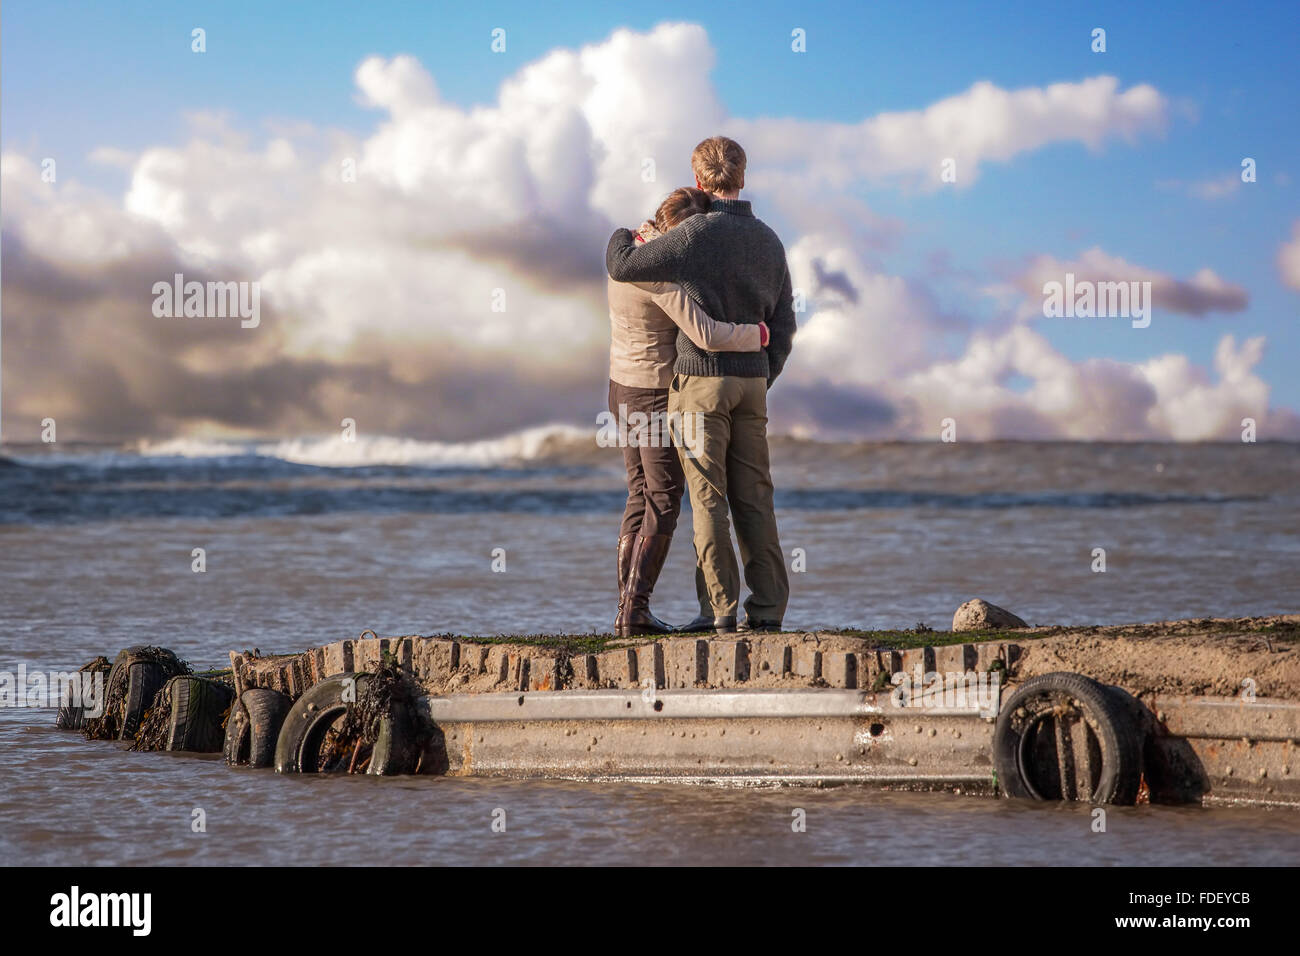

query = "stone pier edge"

[{"left": 229, "top": 634, "right": 1024, "bottom": 700}]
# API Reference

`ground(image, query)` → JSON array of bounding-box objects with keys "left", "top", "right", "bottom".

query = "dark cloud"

[
  {"left": 771, "top": 382, "right": 897, "bottom": 435},
  {"left": 811, "top": 257, "right": 859, "bottom": 304},
  {"left": 1018, "top": 249, "right": 1250, "bottom": 318},
  {"left": 0, "top": 229, "right": 605, "bottom": 443},
  {"left": 431, "top": 216, "right": 612, "bottom": 296}
]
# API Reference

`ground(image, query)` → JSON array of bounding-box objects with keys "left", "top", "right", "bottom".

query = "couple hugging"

[{"left": 604, "top": 135, "right": 796, "bottom": 639}]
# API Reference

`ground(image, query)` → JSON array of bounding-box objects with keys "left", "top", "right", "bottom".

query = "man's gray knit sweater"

[{"left": 605, "top": 198, "right": 796, "bottom": 385}]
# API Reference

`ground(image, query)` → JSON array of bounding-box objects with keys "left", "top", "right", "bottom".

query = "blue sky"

[{"left": 3, "top": 0, "right": 1298, "bottom": 440}]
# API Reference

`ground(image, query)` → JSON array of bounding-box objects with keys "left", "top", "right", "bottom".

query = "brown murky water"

[{"left": 6, "top": 717, "right": 1300, "bottom": 865}]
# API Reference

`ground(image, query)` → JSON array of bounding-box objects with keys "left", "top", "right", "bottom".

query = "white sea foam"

[
  {"left": 132, "top": 423, "right": 595, "bottom": 468},
  {"left": 1, "top": 424, "right": 596, "bottom": 469}
]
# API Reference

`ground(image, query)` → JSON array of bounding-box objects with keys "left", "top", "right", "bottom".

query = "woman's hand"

[{"left": 759, "top": 321, "right": 770, "bottom": 347}]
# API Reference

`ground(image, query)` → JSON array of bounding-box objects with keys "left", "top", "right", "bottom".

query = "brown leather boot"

[
  {"left": 615, "top": 534, "right": 674, "bottom": 637},
  {"left": 615, "top": 533, "right": 635, "bottom": 621}
]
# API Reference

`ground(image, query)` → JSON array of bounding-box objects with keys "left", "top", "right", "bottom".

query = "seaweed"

[
  {"left": 438, "top": 627, "right": 1029, "bottom": 654},
  {"left": 319, "top": 651, "right": 424, "bottom": 773},
  {"left": 82, "top": 646, "right": 190, "bottom": 741},
  {"left": 129, "top": 685, "right": 173, "bottom": 753}
]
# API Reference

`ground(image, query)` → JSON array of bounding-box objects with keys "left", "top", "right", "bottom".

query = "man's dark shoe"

[
  {"left": 737, "top": 619, "right": 782, "bottom": 634},
  {"left": 615, "top": 534, "right": 674, "bottom": 638},
  {"left": 675, "top": 614, "right": 737, "bottom": 635}
]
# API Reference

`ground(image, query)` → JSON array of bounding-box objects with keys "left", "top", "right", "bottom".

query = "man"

[{"left": 605, "top": 136, "right": 796, "bottom": 634}]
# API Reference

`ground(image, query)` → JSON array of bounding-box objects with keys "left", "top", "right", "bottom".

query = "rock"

[{"left": 953, "top": 599, "right": 1027, "bottom": 632}]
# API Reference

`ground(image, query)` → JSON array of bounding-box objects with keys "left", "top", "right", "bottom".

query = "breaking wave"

[{"left": 9, "top": 424, "right": 600, "bottom": 470}]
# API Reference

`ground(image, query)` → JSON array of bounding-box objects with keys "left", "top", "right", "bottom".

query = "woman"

[{"left": 609, "top": 187, "right": 769, "bottom": 637}]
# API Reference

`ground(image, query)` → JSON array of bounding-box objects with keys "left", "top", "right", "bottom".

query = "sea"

[{"left": 2, "top": 432, "right": 1298, "bottom": 865}]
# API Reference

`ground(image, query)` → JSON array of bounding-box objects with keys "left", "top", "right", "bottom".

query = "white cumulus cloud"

[{"left": 2, "top": 22, "right": 1291, "bottom": 443}]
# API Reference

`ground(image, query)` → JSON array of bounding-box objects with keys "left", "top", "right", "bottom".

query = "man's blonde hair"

[{"left": 691, "top": 136, "right": 746, "bottom": 194}]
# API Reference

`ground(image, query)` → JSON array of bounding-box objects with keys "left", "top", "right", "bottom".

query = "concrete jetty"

[{"left": 222, "top": 620, "right": 1300, "bottom": 808}]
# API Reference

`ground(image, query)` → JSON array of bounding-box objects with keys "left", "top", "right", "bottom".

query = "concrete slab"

[
  {"left": 596, "top": 647, "right": 637, "bottom": 688},
  {"left": 322, "top": 640, "right": 354, "bottom": 677},
  {"left": 354, "top": 637, "right": 385, "bottom": 672},
  {"left": 414, "top": 638, "right": 458, "bottom": 683},
  {"left": 459, "top": 643, "right": 488, "bottom": 675},
  {"left": 708, "top": 640, "right": 751, "bottom": 685},
  {"left": 752, "top": 637, "right": 791, "bottom": 678},
  {"left": 897, "top": 646, "right": 936, "bottom": 677},
  {"left": 822, "top": 651, "right": 858, "bottom": 689},
  {"left": 933, "top": 644, "right": 977, "bottom": 674},
  {"left": 569, "top": 653, "right": 599, "bottom": 689},
  {"left": 666, "top": 639, "right": 708, "bottom": 688},
  {"left": 635, "top": 642, "right": 665, "bottom": 689},
  {"left": 791, "top": 644, "right": 821, "bottom": 680},
  {"left": 527, "top": 655, "right": 563, "bottom": 692}
]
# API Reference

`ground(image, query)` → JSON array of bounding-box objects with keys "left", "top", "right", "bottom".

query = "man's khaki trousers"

[{"left": 668, "top": 373, "right": 789, "bottom": 622}]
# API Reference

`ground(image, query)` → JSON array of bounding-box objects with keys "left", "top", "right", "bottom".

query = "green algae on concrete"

[{"left": 438, "top": 626, "right": 1027, "bottom": 654}]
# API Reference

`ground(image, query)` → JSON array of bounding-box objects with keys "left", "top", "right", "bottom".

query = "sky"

[{"left": 3, "top": 0, "right": 1299, "bottom": 443}]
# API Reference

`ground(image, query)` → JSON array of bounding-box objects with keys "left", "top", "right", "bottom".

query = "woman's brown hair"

[{"left": 654, "top": 186, "right": 712, "bottom": 233}]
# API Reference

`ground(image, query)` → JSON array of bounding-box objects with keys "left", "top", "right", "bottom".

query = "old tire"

[
  {"left": 55, "top": 689, "right": 89, "bottom": 731},
  {"left": 993, "top": 671, "right": 1142, "bottom": 805},
  {"left": 113, "top": 646, "right": 182, "bottom": 740},
  {"left": 55, "top": 657, "right": 111, "bottom": 730},
  {"left": 163, "top": 676, "right": 235, "bottom": 752},
  {"left": 274, "top": 673, "right": 418, "bottom": 775},
  {"left": 276, "top": 674, "right": 369, "bottom": 773},
  {"left": 368, "top": 699, "right": 421, "bottom": 777},
  {"left": 224, "top": 688, "right": 292, "bottom": 768}
]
